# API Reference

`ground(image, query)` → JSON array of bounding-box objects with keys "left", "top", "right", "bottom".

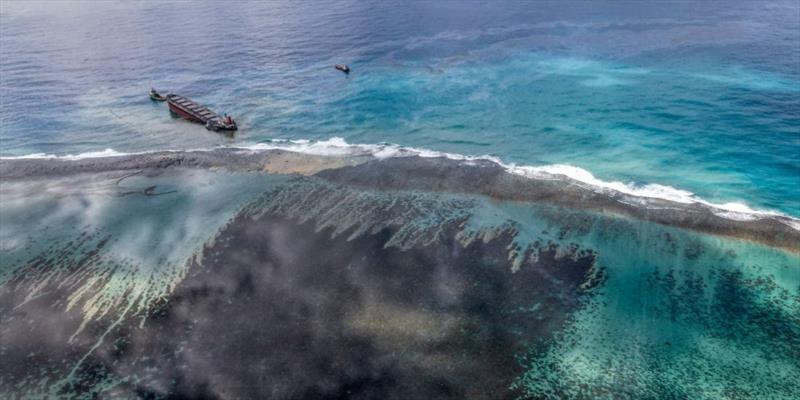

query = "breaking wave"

[{"left": 3, "top": 137, "right": 798, "bottom": 230}]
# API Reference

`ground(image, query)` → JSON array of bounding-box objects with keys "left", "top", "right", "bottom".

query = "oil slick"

[{"left": 1, "top": 151, "right": 798, "bottom": 399}]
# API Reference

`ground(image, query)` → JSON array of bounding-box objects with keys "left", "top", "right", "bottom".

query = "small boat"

[
  {"left": 149, "top": 88, "right": 167, "bottom": 101},
  {"left": 335, "top": 64, "right": 350, "bottom": 74},
  {"left": 166, "top": 94, "right": 237, "bottom": 132}
]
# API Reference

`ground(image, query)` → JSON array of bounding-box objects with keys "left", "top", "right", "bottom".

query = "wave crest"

[{"left": 2, "top": 137, "right": 797, "bottom": 230}]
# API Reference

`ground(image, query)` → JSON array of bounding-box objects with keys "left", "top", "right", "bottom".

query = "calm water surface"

[
  {"left": 2, "top": 0, "right": 798, "bottom": 215},
  {"left": 1, "top": 2, "right": 799, "bottom": 399}
]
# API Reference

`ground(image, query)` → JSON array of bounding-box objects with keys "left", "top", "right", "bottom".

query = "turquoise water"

[
  {"left": 1, "top": 169, "right": 797, "bottom": 398},
  {"left": 1, "top": 1, "right": 798, "bottom": 215},
  {"left": 1, "top": 1, "right": 800, "bottom": 398}
]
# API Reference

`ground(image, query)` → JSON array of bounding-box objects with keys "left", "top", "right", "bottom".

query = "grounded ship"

[{"left": 165, "top": 93, "right": 237, "bottom": 132}]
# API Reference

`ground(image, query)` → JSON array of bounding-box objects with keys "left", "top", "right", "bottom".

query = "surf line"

[{"left": 2, "top": 137, "right": 798, "bottom": 230}]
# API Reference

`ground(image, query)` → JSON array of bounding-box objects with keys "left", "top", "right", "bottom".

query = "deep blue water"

[
  {"left": 2, "top": 1, "right": 799, "bottom": 216},
  {"left": 1, "top": 2, "right": 800, "bottom": 398}
]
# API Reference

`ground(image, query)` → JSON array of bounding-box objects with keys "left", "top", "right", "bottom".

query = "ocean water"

[
  {"left": 1, "top": 1, "right": 799, "bottom": 399},
  {"left": 2, "top": 0, "right": 799, "bottom": 215}
]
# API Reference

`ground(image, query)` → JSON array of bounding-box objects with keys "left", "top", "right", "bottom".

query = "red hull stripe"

[{"left": 168, "top": 103, "right": 203, "bottom": 123}]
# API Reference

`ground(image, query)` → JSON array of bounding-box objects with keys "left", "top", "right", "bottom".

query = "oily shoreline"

[{"left": 1, "top": 150, "right": 798, "bottom": 252}]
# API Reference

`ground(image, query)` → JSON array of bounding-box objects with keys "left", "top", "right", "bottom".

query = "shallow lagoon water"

[
  {"left": 1, "top": 1, "right": 799, "bottom": 399},
  {"left": 1, "top": 152, "right": 798, "bottom": 398}
]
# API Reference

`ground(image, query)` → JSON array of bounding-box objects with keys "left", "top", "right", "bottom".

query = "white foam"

[
  {"left": 3, "top": 137, "right": 798, "bottom": 231},
  {"left": 507, "top": 163, "right": 796, "bottom": 224},
  {"left": 231, "top": 139, "right": 800, "bottom": 230},
  {"left": 1, "top": 148, "right": 132, "bottom": 161}
]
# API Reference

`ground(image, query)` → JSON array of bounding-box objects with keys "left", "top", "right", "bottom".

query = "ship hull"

[
  {"left": 165, "top": 94, "right": 237, "bottom": 131},
  {"left": 168, "top": 102, "right": 203, "bottom": 123}
]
